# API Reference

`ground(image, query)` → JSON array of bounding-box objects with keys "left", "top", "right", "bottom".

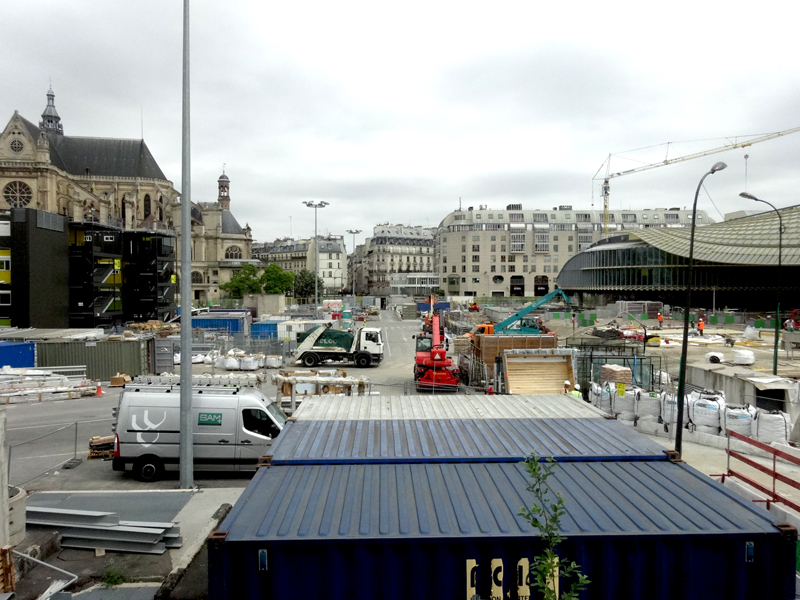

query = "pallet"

[{"left": 87, "top": 449, "right": 114, "bottom": 460}]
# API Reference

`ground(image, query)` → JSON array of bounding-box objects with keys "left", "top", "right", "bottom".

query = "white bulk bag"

[
  {"left": 661, "top": 394, "right": 689, "bottom": 426},
  {"left": 733, "top": 350, "right": 756, "bottom": 365},
  {"left": 614, "top": 388, "right": 638, "bottom": 421},
  {"left": 590, "top": 382, "right": 613, "bottom": 413},
  {"left": 705, "top": 352, "right": 724, "bottom": 364},
  {"left": 722, "top": 405, "right": 755, "bottom": 437},
  {"left": 751, "top": 410, "right": 792, "bottom": 444},
  {"left": 688, "top": 391, "right": 724, "bottom": 429},
  {"left": 637, "top": 391, "right": 662, "bottom": 423}
]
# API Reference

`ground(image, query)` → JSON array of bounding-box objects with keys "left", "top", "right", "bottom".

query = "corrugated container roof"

[
  {"left": 269, "top": 418, "right": 667, "bottom": 464},
  {"left": 291, "top": 394, "right": 608, "bottom": 421},
  {"left": 220, "top": 461, "right": 781, "bottom": 543}
]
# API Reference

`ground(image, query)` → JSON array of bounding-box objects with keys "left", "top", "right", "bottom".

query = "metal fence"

[{"left": 7, "top": 421, "right": 104, "bottom": 488}]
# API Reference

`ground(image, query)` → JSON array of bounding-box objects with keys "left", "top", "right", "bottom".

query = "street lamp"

[
  {"left": 346, "top": 229, "right": 361, "bottom": 297},
  {"left": 740, "top": 192, "right": 784, "bottom": 375},
  {"left": 675, "top": 161, "right": 727, "bottom": 457},
  {"left": 303, "top": 201, "right": 328, "bottom": 316}
]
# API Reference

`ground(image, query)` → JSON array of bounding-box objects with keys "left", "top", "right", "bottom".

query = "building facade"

[
  {"left": 351, "top": 224, "right": 435, "bottom": 295},
  {"left": 557, "top": 206, "right": 800, "bottom": 310},
  {"left": 263, "top": 236, "right": 347, "bottom": 296},
  {"left": 434, "top": 204, "right": 713, "bottom": 297},
  {"left": 176, "top": 172, "right": 257, "bottom": 305}
]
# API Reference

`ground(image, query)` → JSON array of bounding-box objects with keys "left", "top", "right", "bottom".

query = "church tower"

[
  {"left": 39, "top": 87, "right": 63, "bottom": 135},
  {"left": 218, "top": 170, "right": 230, "bottom": 210}
]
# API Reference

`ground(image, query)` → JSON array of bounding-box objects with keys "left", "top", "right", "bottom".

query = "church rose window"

[
  {"left": 225, "top": 245, "right": 243, "bottom": 259},
  {"left": 10, "top": 140, "right": 23, "bottom": 153},
  {"left": 3, "top": 181, "right": 33, "bottom": 207}
]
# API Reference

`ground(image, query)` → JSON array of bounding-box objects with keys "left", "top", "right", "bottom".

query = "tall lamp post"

[
  {"left": 675, "top": 162, "right": 727, "bottom": 457},
  {"left": 303, "top": 201, "right": 328, "bottom": 316},
  {"left": 346, "top": 229, "right": 361, "bottom": 297},
  {"left": 740, "top": 192, "right": 783, "bottom": 375}
]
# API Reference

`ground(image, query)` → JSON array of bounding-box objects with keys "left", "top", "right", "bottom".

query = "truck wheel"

[
  {"left": 134, "top": 456, "right": 163, "bottom": 482},
  {"left": 355, "top": 353, "right": 371, "bottom": 368},
  {"left": 302, "top": 353, "right": 319, "bottom": 367}
]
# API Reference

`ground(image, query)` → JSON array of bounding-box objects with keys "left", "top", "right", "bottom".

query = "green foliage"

[
  {"left": 101, "top": 561, "right": 126, "bottom": 587},
  {"left": 261, "top": 263, "right": 294, "bottom": 294},
  {"left": 219, "top": 263, "right": 263, "bottom": 298},
  {"left": 293, "top": 268, "right": 324, "bottom": 299},
  {"left": 519, "top": 454, "right": 590, "bottom": 600}
]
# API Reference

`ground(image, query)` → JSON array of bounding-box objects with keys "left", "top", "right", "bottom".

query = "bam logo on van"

[{"left": 198, "top": 412, "right": 223, "bottom": 426}]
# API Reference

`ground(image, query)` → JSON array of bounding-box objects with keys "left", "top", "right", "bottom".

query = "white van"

[{"left": 112, "top": 385, "right": 287, "bottom": 481}]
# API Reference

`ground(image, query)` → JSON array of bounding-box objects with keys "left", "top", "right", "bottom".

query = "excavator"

[
  {"left": 413, "top": 309, "right": 460, "bottom": 393},
  {"left": 461, "top": 288, "right": 573, "bottom": 340}
]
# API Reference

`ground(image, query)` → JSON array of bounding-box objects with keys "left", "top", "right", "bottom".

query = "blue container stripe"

[
  {"left": 191, "top": 317, "right": 244, "bottom": 333},
  {"left": 219, "top": 461, "right": 781, "bottom": 544},
  {"left": 269, "top": 418, "right": 668, "bottom": 464}
]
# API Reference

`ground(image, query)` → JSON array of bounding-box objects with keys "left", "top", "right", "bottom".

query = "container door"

[
  {"left": 236, "top": 407, "right": 281, "bottom": 470},
  {"left": 192, "top": 407, "right": 237, "bottom": 470}
]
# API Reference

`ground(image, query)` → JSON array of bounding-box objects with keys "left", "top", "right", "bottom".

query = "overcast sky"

[{"left": 4, "top": 1, "right": 800, "bottom": 251}]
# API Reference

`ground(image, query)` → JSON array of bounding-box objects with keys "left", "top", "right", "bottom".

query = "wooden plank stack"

[
  {"left": 88, "top": 435, "right": 115, "bottom": 459},
  {"left": 600, "top": 364, "right": 633, "bottom": 384},
  {"left": 475, "top": 334, "right": 558, "bottom": 363}
]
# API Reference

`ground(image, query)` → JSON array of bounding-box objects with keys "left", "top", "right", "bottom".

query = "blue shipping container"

[
  {"left": 250, "top": 322, "right": 278, "bottom": 339},
  {"left": 417, "top": 302, "right": 451, "bottom": 312},
  {"left": 209, "top": 460, "right": 796, "bottom": 600},
  {"left": 0, "top": 341, "right": 35, "bottom": 368},
  {"left": 269, "top": 417, "right": 668, "bottom": 465},
  {"left": 191, "top": 317, "right": 246, "bottom": 334}
]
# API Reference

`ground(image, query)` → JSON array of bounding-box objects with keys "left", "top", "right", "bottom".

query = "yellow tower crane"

[{"left": 594, "top": 126, "right": 800, "bottom": 235}]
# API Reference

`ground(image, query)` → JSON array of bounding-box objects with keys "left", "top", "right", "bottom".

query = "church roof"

[
  {"left": 18, "top": 114, "right": 167, "bottom": 180},
  {"left": 221, "top": 209, "right": 244, "bottom": 234},
  {"left": 46, "top": 135, "right": 167, "bottom": 179}
]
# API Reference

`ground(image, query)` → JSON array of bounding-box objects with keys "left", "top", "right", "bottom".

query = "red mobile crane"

[{"left": 413, "top": 310, "right": 460, "bottom": 393}]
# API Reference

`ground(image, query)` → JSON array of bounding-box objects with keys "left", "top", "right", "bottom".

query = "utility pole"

[
  {"left": 303, "top": 201, "right": 328, "bottom": 316},
  {"left": 179, "top": 0, "right": 193, "bottom": 489},
  {"left": 346, "top": 229, "right": 361, "bottom": 297}
]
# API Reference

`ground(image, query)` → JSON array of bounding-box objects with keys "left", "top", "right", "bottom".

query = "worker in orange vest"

[
  {"left": 657, "top": 312, "right": 663, "bottom": 329},
  {"left": 698, "top": 318, "right": 705, "bottom": 336}
]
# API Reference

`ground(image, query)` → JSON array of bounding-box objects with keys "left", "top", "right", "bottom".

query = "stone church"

[{"left": 0, "top": 88, "right": 179, "bottom": 228}]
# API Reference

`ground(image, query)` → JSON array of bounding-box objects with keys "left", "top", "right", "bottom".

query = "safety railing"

[
  {"left": 717, "top": 429, "right": 800, "bottom": 513},
  {"left": 8, "top": 422, "right": 86, "bottom": 488}
]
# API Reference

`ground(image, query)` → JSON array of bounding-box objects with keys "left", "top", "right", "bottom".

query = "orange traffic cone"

[{"left": 96, "top": 381, "right": 104, "bottom": 397}]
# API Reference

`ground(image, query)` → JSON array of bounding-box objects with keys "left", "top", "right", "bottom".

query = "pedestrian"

[
  {"left": 571, "top": 383, "right": 582, "bottom": 399},
  {"left": 563, "top": 380, "right": 571, "bottom": 394},
  {"left": 698, "top": 318, "right": 705, "bottom": 336},
  {"left": 657, "top": 312, "right": 663, "bottom": 330}
]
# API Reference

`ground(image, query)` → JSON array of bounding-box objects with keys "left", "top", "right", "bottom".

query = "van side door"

[
  {"left": 192, "top": 406, "right": 237, "bottom": 471},
  {"left": 236, "top": 408, "right": 281, "bottom": 470}
]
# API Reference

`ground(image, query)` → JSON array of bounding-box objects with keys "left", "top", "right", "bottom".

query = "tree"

[
  {"left": 519, "top": 454, "right": 590, "bottom": 600},
  {"left": 293, "top": 269, "right": 325, "bottom": 299},
  {"left": 219, "top": 263, "right": 263, "bottom": 298},
  {"left": 260, "top": 263, "right": 294, "bottom": 294}
]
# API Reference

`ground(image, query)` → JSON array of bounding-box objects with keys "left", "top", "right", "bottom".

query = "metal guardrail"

[
  {"left": 8, "top": 422, "right": 85, "bottom": 487},
  {"left": 717, "top": 429, "right": 800, "bottom": 513}
]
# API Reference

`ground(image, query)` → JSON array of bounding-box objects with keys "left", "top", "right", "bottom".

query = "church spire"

[
  {"left": 218, "top": 167, "right": 230, "bottom": 210},
  {"left": 39, "top": 86, "right": 63, "bottom": 135}
]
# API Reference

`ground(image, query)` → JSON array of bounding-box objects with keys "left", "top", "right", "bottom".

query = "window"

[
  {"left": 490, "top": 235, "right": 496, "bottom": 241},
  {"left": 622, "top": 213, "right": 637, "bottom": 223},
  {"left": 0, "top": 291, "right": 9, "bottom": 305},
  {"left": 490, "top": 265, "right": 496, "bottom": 272},
  {"left": 472, "top": 277, "right": 480, "bottom": 283},
  {"left": 509, "top": 213, "right": 524, "bottom": 223},
  {"left": 3, "top": 181, "right": 33, "bottom": 208},
  {"left": 553, "top": 245, "right": 558, "bottom": 252},
  {"left": 461, "top": 245, "right": 466, "bottom": 252},
  {"left": 191, "top": 271, "right": 203, "bottom": 284},
  {"left": 242, "top": 409, "right": 280, "bottom": 439},
  {"left": 553, "top": 235, "right": 558, "bottom": 241},
  {"left": 576, "top": 213, "right": 591, "bottom": 222},
  {"left": 508, "top": 255, "right": 515, "bottom": 262},
  {"left": 489, "top": 214, "right": 494, "bottom": 220},
  {"left": 490, "top": 256, "right": 496, "bottom": 263},
  {"left": 568, "top": 245, "right": 573, "bottom": 252},
  {"left": 442, "top": 256, "right": 447, "bottom": 263},
  {"left": 523, "top": 265, "right": 528, "bottom": 272},
  {"left": 498, "top": 214, "right": 503, "bottom": 219},
  {"left": 0, "top": 259, "right": 9, "bottom": 271},
  {"left": 225, "top": 246, "right": 243, "bottom": 259},
  {"left": 490, "top": 244, "right": 496, "bottom": 252},
  {"left": 508, "top": 265, "right": 515, "bottom": 272},
  {"left": 144, "top": 194, "right": 151, "bottom": 218},
  {"left": 568, "top": 236, "right": 573, "bottom": 241},
  {"left": 472, "top": 265, "right": 480, "bottom": 272},
  {"left": 530, "top": 265, "right": 536, "bottom": 273},
  {"left": 501, "top": 245, "right": 506, "bottom": 252},
  {"left": 451, "top": 266, "right": 456, "bottom": 273},
  {"left": 461, "top": 265, "right": 466, "bottom": 273},
  {"left": 500, "top": 265, "right": 506, "bottom": 272},
  {"left": 653, "top": 214, "right": 660, "bottom": 220},
  {"left": 544, "top": 265, "right": 551, "bottom": 273},
  {"left": 472, "top": 245, "right": 480, "bottom": 252},
  {"left": 472, "top": 236, "right": 480, "bottom": 241},
  {"left": 461, "top": 236, "right": 466, "bottom": 241},
  {"left": 553, "top": 266, "right": 559, "bottom": 273},
  {"left": 500, "top": 255, "right": 506, "bottom": 263},
  {"left": 328, "top": 262, "right": 333, "bottom": 268},
  {"left": 461, "top": 277, "right": 466, "bottom": 282},
  {"left": 454, "top": 215, "right": 465, "bottom": 221},
  {"left": 476, "top": 214, "right": 481, "bottom": 219},
  {"left": 492, "top": 275, "right": 504, "bottom": 283},
  {"left": 461, "top": 255, "right": 466, "bottom": 263},
  {"left": 472, "top": 255, "right": 480, "bottom": 262}
]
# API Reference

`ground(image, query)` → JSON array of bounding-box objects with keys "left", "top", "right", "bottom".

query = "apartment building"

[
  {"left": 264, "top": 235, "right": 347, "bottom": 295},
  {"left": 435, "top": 204, "right": 713, "bottom": 297},
  {"left": 351, "top": 224, "right": 436, "bottom": 295}
]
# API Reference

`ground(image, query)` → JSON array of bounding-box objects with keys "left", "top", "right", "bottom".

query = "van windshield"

[{"left": 266, "top": 402, "right": 287, "bottom": 428}]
